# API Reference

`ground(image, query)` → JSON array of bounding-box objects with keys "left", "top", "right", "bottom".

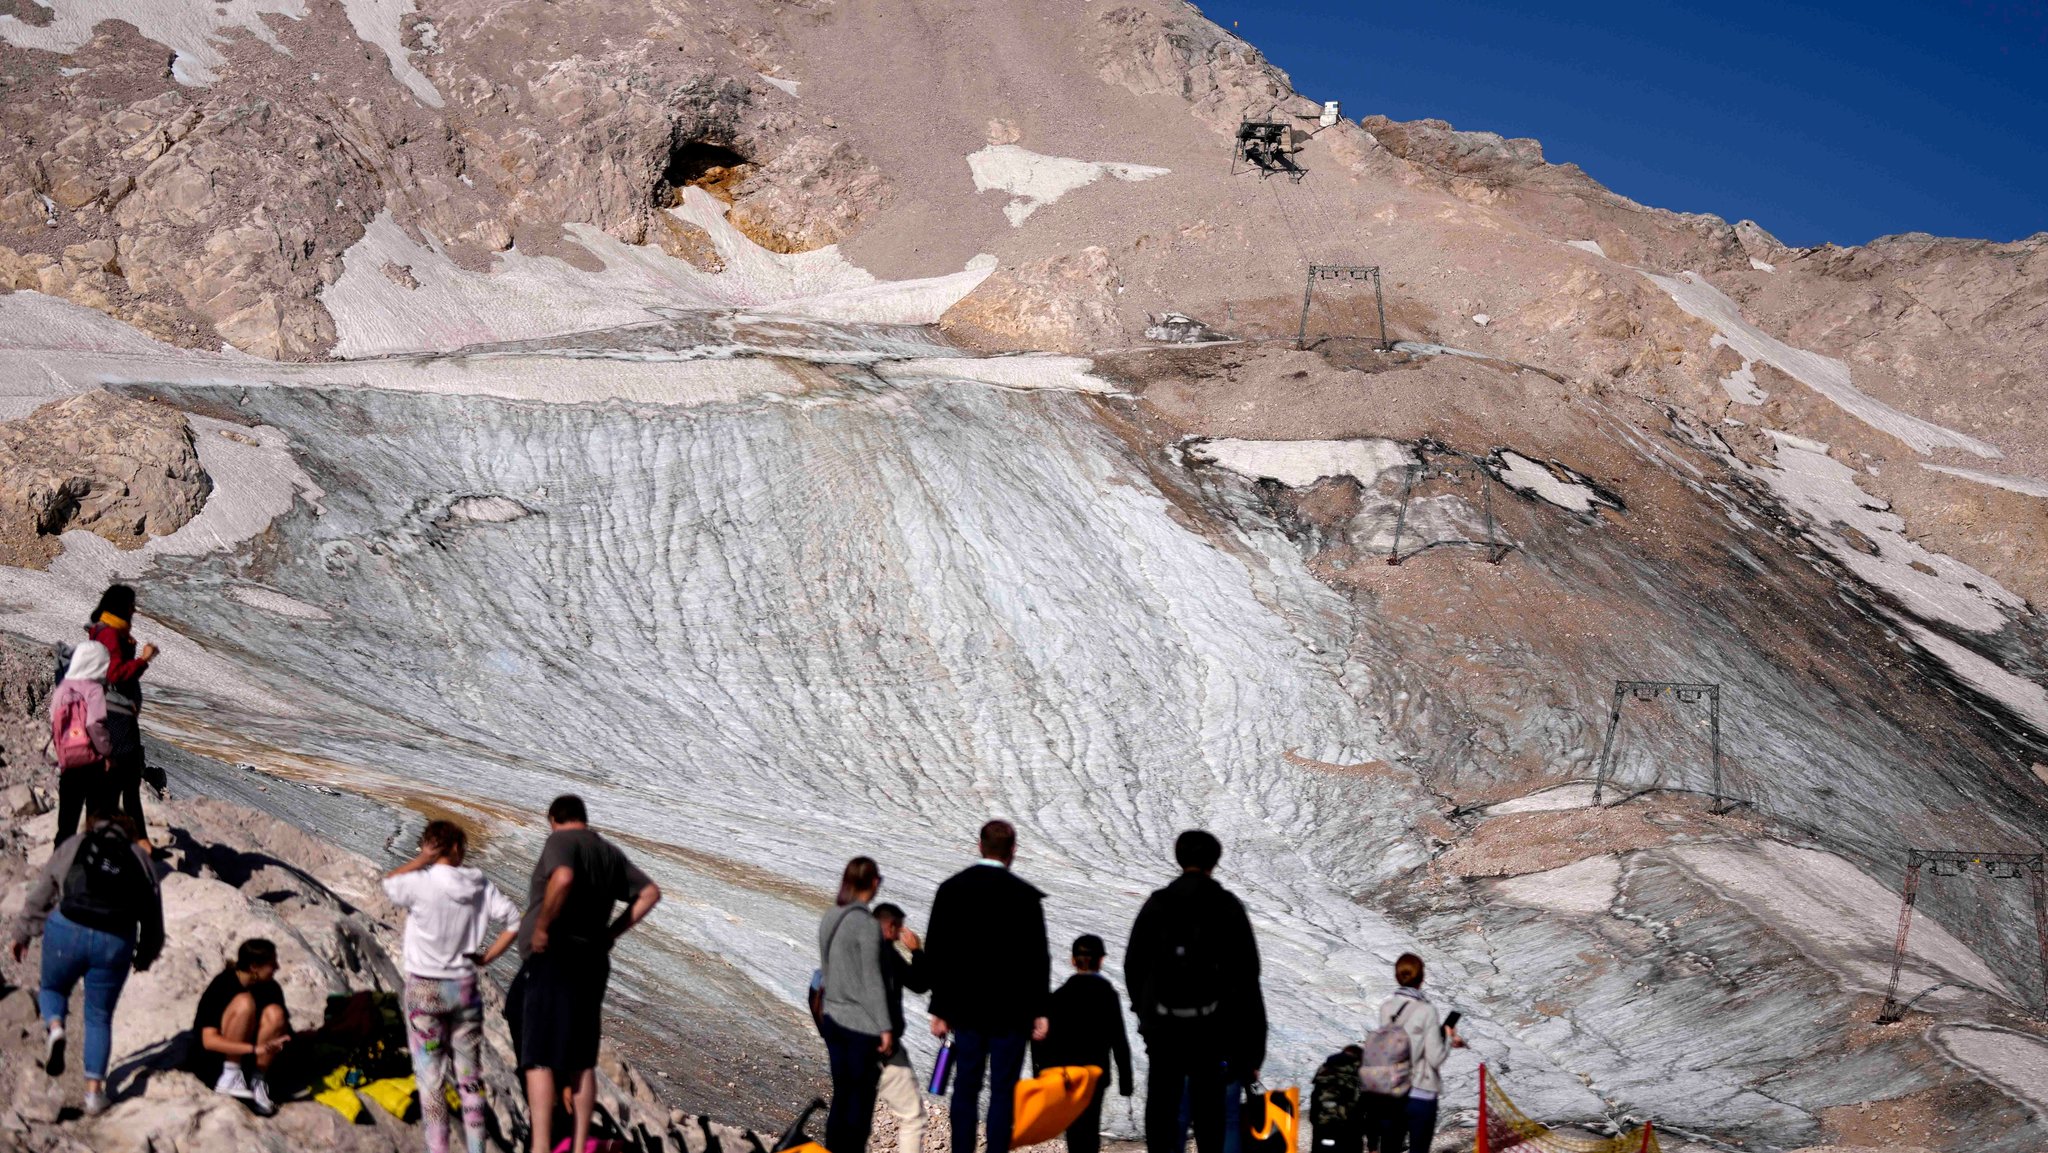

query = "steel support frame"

[
  {"left": 1589, "top": 680, "right": 1730, "bottom": 811},
  {"left": 1877, "top": 849, "right": 2048, "bottom": 1022},
  {"left": 1296, "top": 264, "right": 1389, "bottom": 351},
  {"left": 1385, "top": 444, "right": 1512, "bottom": 566}
]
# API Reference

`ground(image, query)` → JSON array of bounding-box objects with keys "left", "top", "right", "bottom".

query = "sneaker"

[
  {"left": 42, "top": 1025, "right": 65, "bottom": 1077},
  {"left": 83, "top": 1087, "right": 110, "bottom": 1116},
  {"left": 214, "top": 1064, "right": 254, "bottom": 1100},
  {"left": 249, "top": 1073, "right": 277, "bottom": 1117}
]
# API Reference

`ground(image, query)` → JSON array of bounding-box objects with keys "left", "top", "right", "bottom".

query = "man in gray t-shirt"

[{"left": 507, "top": 795, "right": 661, "bottom": 1153}]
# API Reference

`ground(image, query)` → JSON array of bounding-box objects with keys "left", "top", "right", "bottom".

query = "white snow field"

[{"left": 965, "top": 144, "right": 1170, "bottom": 226}]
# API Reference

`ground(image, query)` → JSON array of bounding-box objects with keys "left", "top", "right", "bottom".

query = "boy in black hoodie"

[{"left": 1032, "top": 935, "right": 1133, "bottom": 1153}]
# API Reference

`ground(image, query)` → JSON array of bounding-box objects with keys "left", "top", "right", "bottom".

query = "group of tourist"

[
  {"left": 814, "top": 823, "right": 1462, "bottom": 1153},
  {"left": 14, "top": 583, "right": 1462, "bottom": 1153}
]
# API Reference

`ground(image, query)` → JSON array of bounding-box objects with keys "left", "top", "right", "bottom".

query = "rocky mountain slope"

[{"left": 2, "top": 0, "right": 2046, "bottom": 1151}]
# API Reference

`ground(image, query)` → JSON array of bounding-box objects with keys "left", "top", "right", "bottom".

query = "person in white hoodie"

[
  {"left": 48, "top": 642, "right": 115, "bottom": 846},
  {"left": 383, "top": 820, "right": 520, "bottom": 1153},
  {"left": 1375, "top": 953, "right": 1463, "bottom": 1153}
]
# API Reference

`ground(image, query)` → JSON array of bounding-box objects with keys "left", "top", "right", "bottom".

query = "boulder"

[
  {"left": 0, "top": 389, "right": 211, "bottom": 567},
  {"left": 939, "top": 247, "right": 1126, "bottom": 354}
]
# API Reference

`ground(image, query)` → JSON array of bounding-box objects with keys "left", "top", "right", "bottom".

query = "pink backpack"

[{"left": 51, "top": 691, "right": 101, "bottom": 770}]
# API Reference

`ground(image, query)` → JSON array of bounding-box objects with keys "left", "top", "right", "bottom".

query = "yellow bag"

[
  {"left": 315, "top": 1069, "right": 366, "bottom": 1124},
  {"left": 1012, "top": 1065, "right": 1103, "bottom": 1147},
  {"left": 360, "top": 1074, "right": 419, "bottom": 1121}
]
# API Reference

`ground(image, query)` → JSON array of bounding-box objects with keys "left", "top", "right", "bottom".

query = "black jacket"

[
  {"left": 1033, "top": 973, "right": 1134, "bottom": 1094},
  {"left": 1124, "top": 871, "right": 1266, "bottom": 1075},
  {"left": 924, "top": 862, "right": 1049, "bottom": 1032},
  {"left": 881, "top": 942, "right": 931, "bottom": 1037}
]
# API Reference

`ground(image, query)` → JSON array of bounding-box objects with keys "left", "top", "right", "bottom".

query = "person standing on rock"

[
  {"left": 1033, "top": 934, "right": 1134, "bottom": 1153},
  {"left": 10, "top": 807, "right": 163, "bottom": 1117},
  {"left": 1125, "top": 830, "right": 1266, "bottom": 1153},
  {"left": 871, "top": 901, "right": 932, "bottom": 1153},
  {"left": 508, "top": 795, "right": 662, "bottom": 1153},
  {"left": 818, "top": 857, "right": 893, "bottom": 1153},
  {"left": 86, "top": 584, "right": 156, "bottom": 832},
  {"left": 191, "top": 938, "right": 296, "bottom": 1116},
  {"left": 48, "top": 639, "right": 115, "bottom": 846},
  {"left": 384, "top": 819, "right": 521, "bottom": 1153},
  {"left": 923, "top": 819, "right": 1051, "bottom": 1153}
]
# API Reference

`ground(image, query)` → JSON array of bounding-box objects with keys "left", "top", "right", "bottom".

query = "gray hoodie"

[{"left": 818, "top": 902, "right": 891, "bottom": 1037}]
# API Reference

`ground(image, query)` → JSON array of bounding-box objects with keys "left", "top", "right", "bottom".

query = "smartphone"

[{"left": 1442, "top": 1011, "right": 1461, "bottom": 1030}]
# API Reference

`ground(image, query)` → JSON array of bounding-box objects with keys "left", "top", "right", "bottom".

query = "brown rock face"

[
  {"left": 940, "top": 247, "right": 1125, "bottom": 353},
  {"left": 0, "top": 389, "right": 210, "bottom": 567}
]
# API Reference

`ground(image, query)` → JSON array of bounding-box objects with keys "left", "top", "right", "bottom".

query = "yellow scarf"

[{"left": 97, "top": 611, "right": 129, "bottom": 630}]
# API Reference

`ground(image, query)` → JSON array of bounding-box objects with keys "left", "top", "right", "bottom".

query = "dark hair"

[
  {"left": 979, "top": 819, "right": 1016, "bottom": 861},
  {"left": 93, "top": 584, "right": 136, "bottom": 622},
  {"left": 837, "top": 857, "right": 880, "bottom": 906},
  {"left": 1072, "top": 934, "right": 1106, "bottom": 958},
  {"left": 1175, "top": 830, "right": 1222, "bottom": 872},
  {"left": 422, "top": 819, "right": 468, "bottom": 856},
  {"left": 873, "top": 902, "right": 906, "bottom": 924},
  {"left": 235, "top": 938, "right": 279, "bottom": 972},
  {"left": 1395, "top": 953, "right": 1425, "bottom": 989},
  {"left": 1341, "top": 1044, "right": 1363, "bottom": 1058},
  {"left": 100, "top": 813, "right": 142, "bottom": 842},
  {"left": 547, "top": 795, "right": 588, "bottom": 825}
]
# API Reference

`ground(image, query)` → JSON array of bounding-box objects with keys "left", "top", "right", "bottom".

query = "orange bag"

[
  {"left": 1012, "top": 1065, "right": 1103, "bottom": 1147},
  {"left": 1243, "top": 1086, "right": 1298, "bottom": 1153}
]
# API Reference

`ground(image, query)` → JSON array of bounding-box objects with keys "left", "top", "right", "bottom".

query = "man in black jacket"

[
  {"left": 924, "top": 820, "right": 1050, "bottom": 1153},
  {"left": 1125, "top": 830, "right": 1266, "bottom": 1153},
  {"left": 1033, "top": 934, "right": 1134, "bottom": 1153}
]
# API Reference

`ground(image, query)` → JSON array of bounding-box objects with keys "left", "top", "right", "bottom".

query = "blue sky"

[{"left": 1194, "top": 0, "right": 2048, "bottom": 247}]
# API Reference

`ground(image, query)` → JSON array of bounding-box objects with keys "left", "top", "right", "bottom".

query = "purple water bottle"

[{"left": 927, "top": 1036, "right": 953, "bottom": 1095}]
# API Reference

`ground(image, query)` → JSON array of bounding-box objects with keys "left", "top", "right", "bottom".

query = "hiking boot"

[
  {"left": 215, "top": 1064, "right": 254, "bottom": 1099},
  {"left": 83, "top": 1087, "right": 110, "bottom": 1116},
  {"left": 42, "top": 1024, "right": 65, "bottom": 1077},
  {"left": 249, "top": 1073, "right": 277, "bottom": 1117}
]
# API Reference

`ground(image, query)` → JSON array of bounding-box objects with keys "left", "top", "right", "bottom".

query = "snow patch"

[
  {"left": 1471, "top": 313, "right": 1490, "bottom": 327},
  {"left": 323, "top": 191, "right": 992, "bottom": 356},
  {"left": 966, "top": 144, "right": 1169, "bottom": 227},
  {"left": 1484, "top": 782, "right": 1597, "bottom": 816},
  {"left": 1184, "top": 438, "right": 1413, "bottom": 489},
  {"left": 228, "top": 585, "right": 334, "bottom": 621},
  {"left": 1494, "top": 452, "right": 1603, "bottom": 512},
  {"left": 1669, "top": 841, "right": 2011, "bottom": 1000},
  {"left": 1493, "top": 855, "right": 1619, "bottom": 915},
  {"left": 1749, "top": 258, "right": 1775, "bottom": 273},
  {"left": 1566, "top": 239, "right": 1606, "bottom": 257},
  {"left": 1896, "top": 619, "right": 2048, "bottom": 737},
  {"left": 757, "top": 72, "right": 800, "bottom": 97},
  {"left": 1922, "top": 464, "right": 2048, "bottom": 500},
  {"left": 875, "top": 355, "right": 1118, "bottom": 395},
  {"left": 334, "top": 0, "right": 442, "bottom": 106},
  {"left": 1710, "top": 335, "right": 1766, "bottom": 405},
  {"left": 1754, "top": 432, "right": 2022, "bottom": 633},
  {"left": 1647, "top": 271, "right": 1998, "bottom": 457},
  {"left": 1934, "top": 1028, "right": 2048, "bottom": 1111}
]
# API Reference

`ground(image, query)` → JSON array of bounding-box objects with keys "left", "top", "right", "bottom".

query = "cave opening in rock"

[{"left": 657, "top": 141, "right": 751, "bottom": 207}]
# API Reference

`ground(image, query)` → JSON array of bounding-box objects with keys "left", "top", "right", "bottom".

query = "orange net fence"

[{"left": 1475, "top": 1065, "right": 1660, "bottom": 1153}]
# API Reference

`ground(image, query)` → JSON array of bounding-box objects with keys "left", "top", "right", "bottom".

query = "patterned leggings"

[{"left": 404, "top": 973, "right": 488, "bottom": 1153}]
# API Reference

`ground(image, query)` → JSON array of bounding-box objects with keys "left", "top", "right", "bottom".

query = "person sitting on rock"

[
  {"left": 189, "top": 938, "right": 294, "bottom": 1116},
  {"left": 85, "top": 584, "right": 157, "bottom": 834},
  {"left": 383, "top": 819, "right": 521, "bottom": 1153},
  {"left": 10, "top": 806, "right": 163, "bottom": 1118}
]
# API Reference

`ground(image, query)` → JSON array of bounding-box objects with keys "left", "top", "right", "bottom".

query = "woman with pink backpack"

[{"left": 49, "top": 641, "right": 115, "bottom": 846}]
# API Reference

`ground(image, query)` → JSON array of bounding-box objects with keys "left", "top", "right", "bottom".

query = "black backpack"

[
  {"left": 1149, "top": 888, "right": 1225, "bottom": 1016},
  {"left": 60, "top": 823, "right": 148, "bottom": 934}
]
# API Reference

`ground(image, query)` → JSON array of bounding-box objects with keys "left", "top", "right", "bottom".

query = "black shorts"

[{"left": 507, "top": 948, "right": 611, "bottom": 1077}]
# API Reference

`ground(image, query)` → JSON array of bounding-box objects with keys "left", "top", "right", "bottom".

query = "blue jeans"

[
  {"left": 950, "top": 1026, "right": 1029, "bottom": 1153},
  {"left": 38, "top": 909, "right": 134, "bottom": 1080},
  {"left": 1376, "top": 1095, "right": 1437, "bottom": 1153},
  {"left": 821, "top": 1015, "right": 885, "bottom": 1153}
]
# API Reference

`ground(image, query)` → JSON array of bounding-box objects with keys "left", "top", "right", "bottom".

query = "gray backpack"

[{"left": 1356, "top": 1000, "right": 1414, "bottom": 1096}]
